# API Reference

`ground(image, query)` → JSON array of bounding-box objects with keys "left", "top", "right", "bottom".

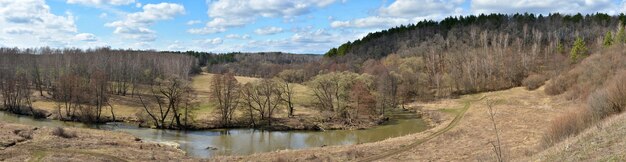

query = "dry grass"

[
  {"left": 531, "top": 112, "right": 626, "bottom": 161},
  {"left": 0, "top": 122, "right": 194, "bottom": 161}
]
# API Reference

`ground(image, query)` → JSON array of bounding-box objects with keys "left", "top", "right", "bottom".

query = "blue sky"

[{"left": 1, "top": 0, "right": 625, "bottom": 54}]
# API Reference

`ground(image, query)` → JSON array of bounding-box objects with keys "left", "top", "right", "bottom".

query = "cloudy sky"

[{"left": 1, "top": 0, "right": 626, "bottom": 54}]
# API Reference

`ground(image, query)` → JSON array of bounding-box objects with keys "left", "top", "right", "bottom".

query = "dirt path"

[{"left": 359, "top": 96, "right": 485, "bottom": 162}]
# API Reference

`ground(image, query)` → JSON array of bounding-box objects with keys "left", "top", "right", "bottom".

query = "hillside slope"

[
  {"left": 326, "top": 13, "right": 625, "bottom": 59},
  {"left": 530, "top": 112, "right": 626, "bottom": 161}
]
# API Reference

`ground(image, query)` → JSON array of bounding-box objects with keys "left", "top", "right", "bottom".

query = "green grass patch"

[{"left": 438, "top": 108, "right": 462, "bottom": 115}]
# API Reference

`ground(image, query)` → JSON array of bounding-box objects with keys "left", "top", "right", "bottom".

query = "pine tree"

[
  {"left": 556, "top": 42, "right": 565, "bottom": 54},
  {"left": 570, "top": 36, "right": 587, "bottom": 62},
  {"left": 603, "top": 31, "right": 613, "bottom": 47}
]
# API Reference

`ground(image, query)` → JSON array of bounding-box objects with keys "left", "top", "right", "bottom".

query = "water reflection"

[{"left": 0, "top": 111, "right": 427, "bottom": 158}]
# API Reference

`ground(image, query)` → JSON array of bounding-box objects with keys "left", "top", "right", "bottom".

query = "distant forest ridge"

[
  {"left": 0, "top": 47, "right": 322, "bottom": 76},
  {"left": 325, "top": 12, "right": 626, "bottom": 58}
]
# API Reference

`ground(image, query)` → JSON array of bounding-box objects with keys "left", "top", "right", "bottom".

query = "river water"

[{"left": 0, "top": 111, "right": 427, "bottom": 158}]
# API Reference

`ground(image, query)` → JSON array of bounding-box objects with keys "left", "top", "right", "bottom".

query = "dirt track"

[{"left": 359, "top": 96, "right": 485, "bottom": 161}]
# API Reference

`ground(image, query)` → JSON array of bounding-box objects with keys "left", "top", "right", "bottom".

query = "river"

[{"left": 0, "top": 111, "right": 427, "bottom": 158}]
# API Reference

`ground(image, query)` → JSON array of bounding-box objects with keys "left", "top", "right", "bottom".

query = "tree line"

[{"left": 0, "top": 47, "right": 197, "bottom": 128}]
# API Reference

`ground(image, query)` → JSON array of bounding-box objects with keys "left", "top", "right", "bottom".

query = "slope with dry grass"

[{"left": 530, "top": 112, "right": 626, "bottom": 161}]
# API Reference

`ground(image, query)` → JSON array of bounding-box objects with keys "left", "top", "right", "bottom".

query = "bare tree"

[
  {"left": 486, "top": 99, "right": 504, "bottom": 162},
  {"left": 211, "top": 73, "right": 240, "bottom": 127},
  {"left": 275, "top": 77, "right": 295, "bottom": 117}
]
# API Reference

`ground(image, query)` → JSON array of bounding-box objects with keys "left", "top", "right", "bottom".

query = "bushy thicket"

[
  {"left": 522, "top": 74, "right": 547, "bottom": 90},
  {"left": 542, "top": 107, "right": 593, "bottom": 147},
  {"left": 544, "top": 47, "right": 626, "bottom": 99},
  {"left": 543, "top": 47, "right": 626, "bottom": 147},
  {"left": 52, "top": 127, "right": 77, "bottom": 138},
  {"left": 206, "top": 52, "right": 321, "bottom": 78}
]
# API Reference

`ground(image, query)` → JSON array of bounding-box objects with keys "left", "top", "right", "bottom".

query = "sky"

[{"left": 0, "top": 0, "right": 625, "bottom": 54}]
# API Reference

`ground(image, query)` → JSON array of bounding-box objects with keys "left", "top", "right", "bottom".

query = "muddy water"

[{"left": 0, "top": 111, "right": 427, "bottom": 158}]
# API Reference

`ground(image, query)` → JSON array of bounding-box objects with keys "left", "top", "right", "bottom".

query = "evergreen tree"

[
  {"left": 570, "top": 36, "right": 587, "bottom": 62},
  {"left": 325, "top": 48, "right": 338, "bottom": 57},
  {"left": 603, "top": 31, "right": 613, "bottom": 47},
  {"left": 557, "top": 42, "right": 565, "bottom": 54}
]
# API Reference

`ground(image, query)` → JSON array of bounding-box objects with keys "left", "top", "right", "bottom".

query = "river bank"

[
  {"left": 1, "top": 105, "right": 395, "bottom": 132},
  {"left": 0, "top": 122, "right": 194, "bottom": 161}
]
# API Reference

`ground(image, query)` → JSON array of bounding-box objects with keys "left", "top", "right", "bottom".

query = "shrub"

[
  {"left": 13, "top": 129, "right": 33, "bottom": 140},
  {"left": 522, "top": 74, "right": 547, "bottom": 90},
  {"left": 542, "top": 107, "right": 593, "bottom": 147},
  {"left": 544, "top": 75, "right": 573, "bottom": 95},
  {"left": 52, "top": 127, "right": 77, "bottom": 138},
  {"left": 587, "top": 71, "right": 626, "bottom": 119}
]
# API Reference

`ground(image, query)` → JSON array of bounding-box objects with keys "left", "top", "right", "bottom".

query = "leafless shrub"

[
  {"left": 542, "top": 108, "right": 593, "bottom": 147},
  {"left": 544, "top": 75, "right": 573, "bottom": 95},
  {"left": 427, "top": 111, "right": 443, "bottom": 124},
  {"left": 486, "top": 99, "right": 504, "bottom": 162},
  {"left": 522, "top": 74, "right": 547, "bottom": 90},
  {"left": 587, "top": 71, "right": 626, "bottom": 119},
  {"left": 13, "top": 129, "right": 33, "bottom": 140},
  {"left": 52, "top": 127, "right": 77, "bottom": 138}
]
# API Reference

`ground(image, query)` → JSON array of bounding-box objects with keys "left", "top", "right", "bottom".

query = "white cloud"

[
  {"left": 208, "top": 0, "right": 337, "bottom": 18},
  {"left": 106, "top": 2, "right": 185, "bottom": 42},
  {"left": 67, "top": 0, "right": 135, "bottom": 6},
  {"left": 291, "top": 29, "right": 333, "bottom": 43},
  {"left": 4, "top": 28, "right": 35, "bottom": 35},
  {"left": 254, "top": 26, "right": 284, "bottom": 35},
  {"left": 472, "top": 0, "right": 616, "bottom": 15},
  {"left": 167, "top": 41, "right": 186, "bottom": 51},
  {"left": 0, "top": 0, "right": 81, "bottom": 47},
  {"left": 206, "top": 17, "right": 251, "bottom": 28},
  {"left": 74, "top": 33, "right": 98, "bottom": 42},
  {"left": 197, "top": 38, "right": 223, "bottom": 45},
  {"left": 225, "top": 34, "right": 250, "bottom": 39},
  {"left": 189, "top": 0, "right": 340, "bottom": 34},
  {"left": 380, "top": 0, "right": 462, "bottom": 18},
  {"left": 330, "top": 0, "right": 464, "bottom": 29},
  {"left": 186, "top": 20, "right": 201, "bottom": 25},
  {"left": 331, "top": 16, "right": 412, "bottom": 28},
  {"left": 187, "top": 27, "right": 226, "bottom": 35}
]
